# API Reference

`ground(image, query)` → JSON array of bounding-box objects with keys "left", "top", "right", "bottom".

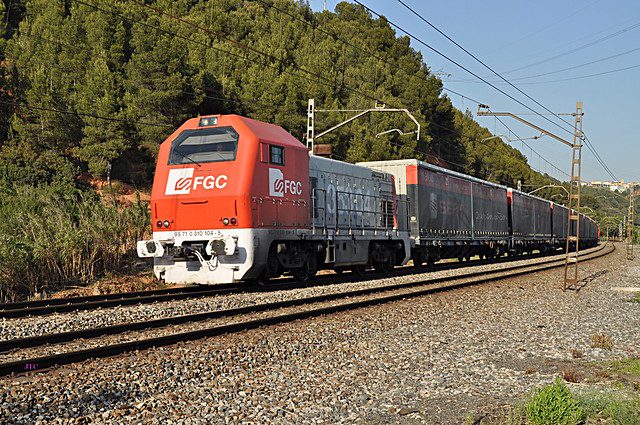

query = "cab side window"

[{"left": 270, "top": 145, "right": 284, "bottom": 165}]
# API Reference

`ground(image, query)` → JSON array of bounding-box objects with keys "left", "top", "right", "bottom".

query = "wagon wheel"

[
  {"left": 293, "top": 261, "right": 316, "bottom": 283},
  {"left": 426, "top": 257, "right": 436, "bottom": 270}
]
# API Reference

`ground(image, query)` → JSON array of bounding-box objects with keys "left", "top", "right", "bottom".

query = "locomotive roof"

[
  {"left": 311, "top": 154, "right": 394, "bottom": 180},
  {"left": 182, "top": 114, "right": 307, "bottom": 150}
]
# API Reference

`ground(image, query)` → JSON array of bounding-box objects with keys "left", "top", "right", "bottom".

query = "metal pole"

[
  {"left": 563, "top": 101, "right": 583, "bottom": 290},
  {"left": 477, "top": 103, "right": 586, "bottom": 289},
  {"left": 306, "top": 99, "right": 315, "bottom": 153},
  {"left": 619, "top": 220, "right": 624, "bottom": 242},
  {"left": 628, "top": 190, "right": 635, "bottom": 260}
]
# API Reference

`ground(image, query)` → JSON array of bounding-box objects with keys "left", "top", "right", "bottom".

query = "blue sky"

[{"left": 309, "top": 0, "right": 639, "bottom": 183}]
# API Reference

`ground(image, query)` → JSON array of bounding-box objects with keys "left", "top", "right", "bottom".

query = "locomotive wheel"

[
  {"left": 352, "top": 265, "right": 367, "bottom": 276},
  {"left": 374, "top": 261, "right": 392, "bottom": 273},
  {"left": 256, "top": 270, "right": 270, "bottom": 286},
  {"left": 293, "top": 264, "right": 316, "bottom": 283}
]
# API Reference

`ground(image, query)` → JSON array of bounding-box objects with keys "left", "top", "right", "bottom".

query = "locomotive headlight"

[
  {"left": 156, "top": 220, "right": 163, "bottom": 228},
  {"left": 163, "top": 220, "right": 170, "bottom": 228},
  {"left": 222, "top": 218, "right": 230, "bottom": 226},
  {"left": 230, "top": 217, "right": 237, "bottom": 225},
  {"left": 199, "top": 116, "right": 218, "bottom": 127}
]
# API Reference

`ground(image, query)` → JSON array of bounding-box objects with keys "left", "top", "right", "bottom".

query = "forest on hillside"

[
  {"left": 0, "top": 0, "right": 632, "bottom": 299},
  {"left": 0, "top": 0, "right": 550, "bottom": 188}
]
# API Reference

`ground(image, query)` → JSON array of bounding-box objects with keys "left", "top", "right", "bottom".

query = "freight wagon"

[{"left": 358, "top": 159, "right": 599, "bottom": 265}]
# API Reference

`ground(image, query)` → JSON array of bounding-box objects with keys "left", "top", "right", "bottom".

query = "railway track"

[
  {"left": 0, "top": 283, "right": 244, "bottom": 319},
  {"left": 0, "top": 243, "right": 612, "bottom": 377},
  {"left": 0, "top": 247, "right": 584, "bottom": 319}
]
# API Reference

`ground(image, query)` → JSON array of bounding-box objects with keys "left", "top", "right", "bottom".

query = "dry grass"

[
  {"left": 562, "top": 370, "right": 584, "bottom": 383},
  {"left": 590, "top": 333, "right": 614, "bottom": 351},
  {"left": 0, "top": 184, "right": 150, "bottom": 301}
]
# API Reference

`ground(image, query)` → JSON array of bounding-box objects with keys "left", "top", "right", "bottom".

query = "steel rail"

[
  {"left": 0, "top": 244, "right": 612, "bottom": 377},
  {"left": 1, "top": 245, "right": 607, "bottom": 352},
  {"left": 0, "top": 285, "right": 214, "bottom": 310},
  {"left": 0, "top": 246, "right": 585, "bottom": 318},
  {"left": 0, "top": 285, "right": 247, "bottom": 319},
  {"left": 0, "top": 285, "right": 223, "bottom": 311}
]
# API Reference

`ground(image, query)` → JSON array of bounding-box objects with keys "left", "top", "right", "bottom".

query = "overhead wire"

[
  {"left": 501, "top": 20, "right": 640, "bottom": 75},
  {"left": 509, "top": 62, "right": 640, "bottom": 84},
  {"left": 484, "top": 0, "right": 602, "bottom": 55},
  {"left": 4, "top": 0, "right": 574, "bottom": 182},
  {"left": 491, "top": 112, "right": 570, "bottom": 180},
  {"left": 387, "top": 0, "right": 619, "bottom": 182},
  {"left": 447, "top": 46, "right": 640, "bottom": 83},
  {"left": 255, "top": 0, "right": 565, "bottom": 177},
  {"left": 355, "top": 0, "right": 577, "bottom": 140}
]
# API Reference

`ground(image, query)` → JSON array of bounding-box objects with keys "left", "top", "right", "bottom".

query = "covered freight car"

[
  {"left": 552, "top": 203, "right": 569, "bottom": 246},
  {"left": 508, "top": 189, "right": 552, "bottom": 252},
  {"left": 358, "top": 159, "right": 510, "bottom": 265}
]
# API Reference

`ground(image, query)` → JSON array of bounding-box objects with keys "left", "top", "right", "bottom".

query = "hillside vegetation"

[
  {"left": 0, "top": 0, "right": 550, "bottom": 187},
  {"left": 0, "top": 1, "right": 633, "bottom": 299}
]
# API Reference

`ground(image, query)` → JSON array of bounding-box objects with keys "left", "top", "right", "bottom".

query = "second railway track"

[{"left": 0, "top": 243, "right": 613, "bottom": 378}]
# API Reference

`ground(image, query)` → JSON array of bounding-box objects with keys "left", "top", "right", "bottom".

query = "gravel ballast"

[
  {"left": 1, "top": 243, "right": 637, "bottom": 424},
  {"left": 0, "top": 246, "right": 602, "bottom": 342}
]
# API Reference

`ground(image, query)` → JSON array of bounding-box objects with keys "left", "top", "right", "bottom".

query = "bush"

[
  {"left": 525, "top": 379, "right": 584, "bottom": 425},
  {"left": 577, "top": 390, "right": 640, "bottom": 424},
  {"left": 0, "top": 183, "right": 150, "bottom": 301}
]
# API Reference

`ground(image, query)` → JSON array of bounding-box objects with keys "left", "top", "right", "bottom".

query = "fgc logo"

[
  {"left": 165, "top": 168, "right": 228, "bottom": 195},
  {"left": 269, "top": 168, "right": 302, "bottom": 197}
]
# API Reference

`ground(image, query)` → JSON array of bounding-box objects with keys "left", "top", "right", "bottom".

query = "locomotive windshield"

[{"left": 168, "top": 127, "right": 239, "bottom": 165}]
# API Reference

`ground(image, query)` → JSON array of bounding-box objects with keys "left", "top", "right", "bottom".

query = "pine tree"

[
  {"left": 71, "top": 2, "right": 130, "bottom": 178},
  {"left": 0, "top": 1, "right": 9, "bottom": 144},
  {"left": 123, "top": 0, "right": 205, "bottom": 156},
  {"left": 73, "top": 56, "right": 129, "bottom": 178}
]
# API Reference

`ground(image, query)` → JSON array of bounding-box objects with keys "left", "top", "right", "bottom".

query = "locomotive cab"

[{"left": 138, "top": 114, "right": 310, "bottom": 284}]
